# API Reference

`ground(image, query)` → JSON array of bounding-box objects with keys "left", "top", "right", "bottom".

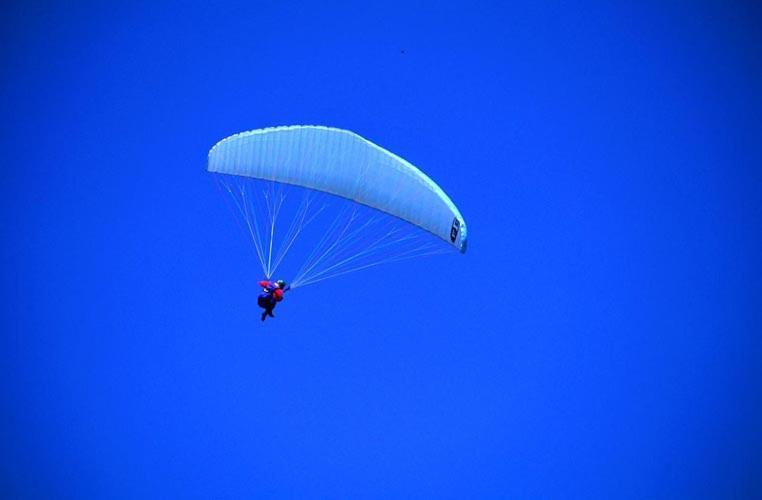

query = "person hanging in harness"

[{"left": 258, "top": 279, "right": 290, "bottom": 321}]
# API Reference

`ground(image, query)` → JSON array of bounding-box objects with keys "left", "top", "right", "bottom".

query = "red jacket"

[{"left": 259, "top": 280, "right": 285, "bottom": 302}]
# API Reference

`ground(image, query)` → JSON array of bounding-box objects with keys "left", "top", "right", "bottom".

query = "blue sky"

[{"left": 2, "top": 1, "right": 761, "bottom": 498}]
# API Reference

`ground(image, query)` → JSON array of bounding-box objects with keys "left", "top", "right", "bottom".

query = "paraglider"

[
  {"left": 208, "top": 125, "right": 467, "bottom": 322},
  {"left": 257, "top": 279, "right": 289, "bottom": 321}
]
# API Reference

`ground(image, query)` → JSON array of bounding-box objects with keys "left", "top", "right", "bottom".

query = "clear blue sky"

[{"left": 2, "top": 1, "right": 761, "bottom": 498}]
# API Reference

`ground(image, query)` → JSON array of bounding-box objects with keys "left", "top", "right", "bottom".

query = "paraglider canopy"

[
  {"left": 209, "top": 125, "right": 467, "bottom": 289},
  {"left": 208, "top": 125, "right": 467, "bottom": 253}
]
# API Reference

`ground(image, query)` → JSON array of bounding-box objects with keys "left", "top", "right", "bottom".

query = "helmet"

[{"left": 276, "top": 279, "right": 286, "bottom": 289}]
